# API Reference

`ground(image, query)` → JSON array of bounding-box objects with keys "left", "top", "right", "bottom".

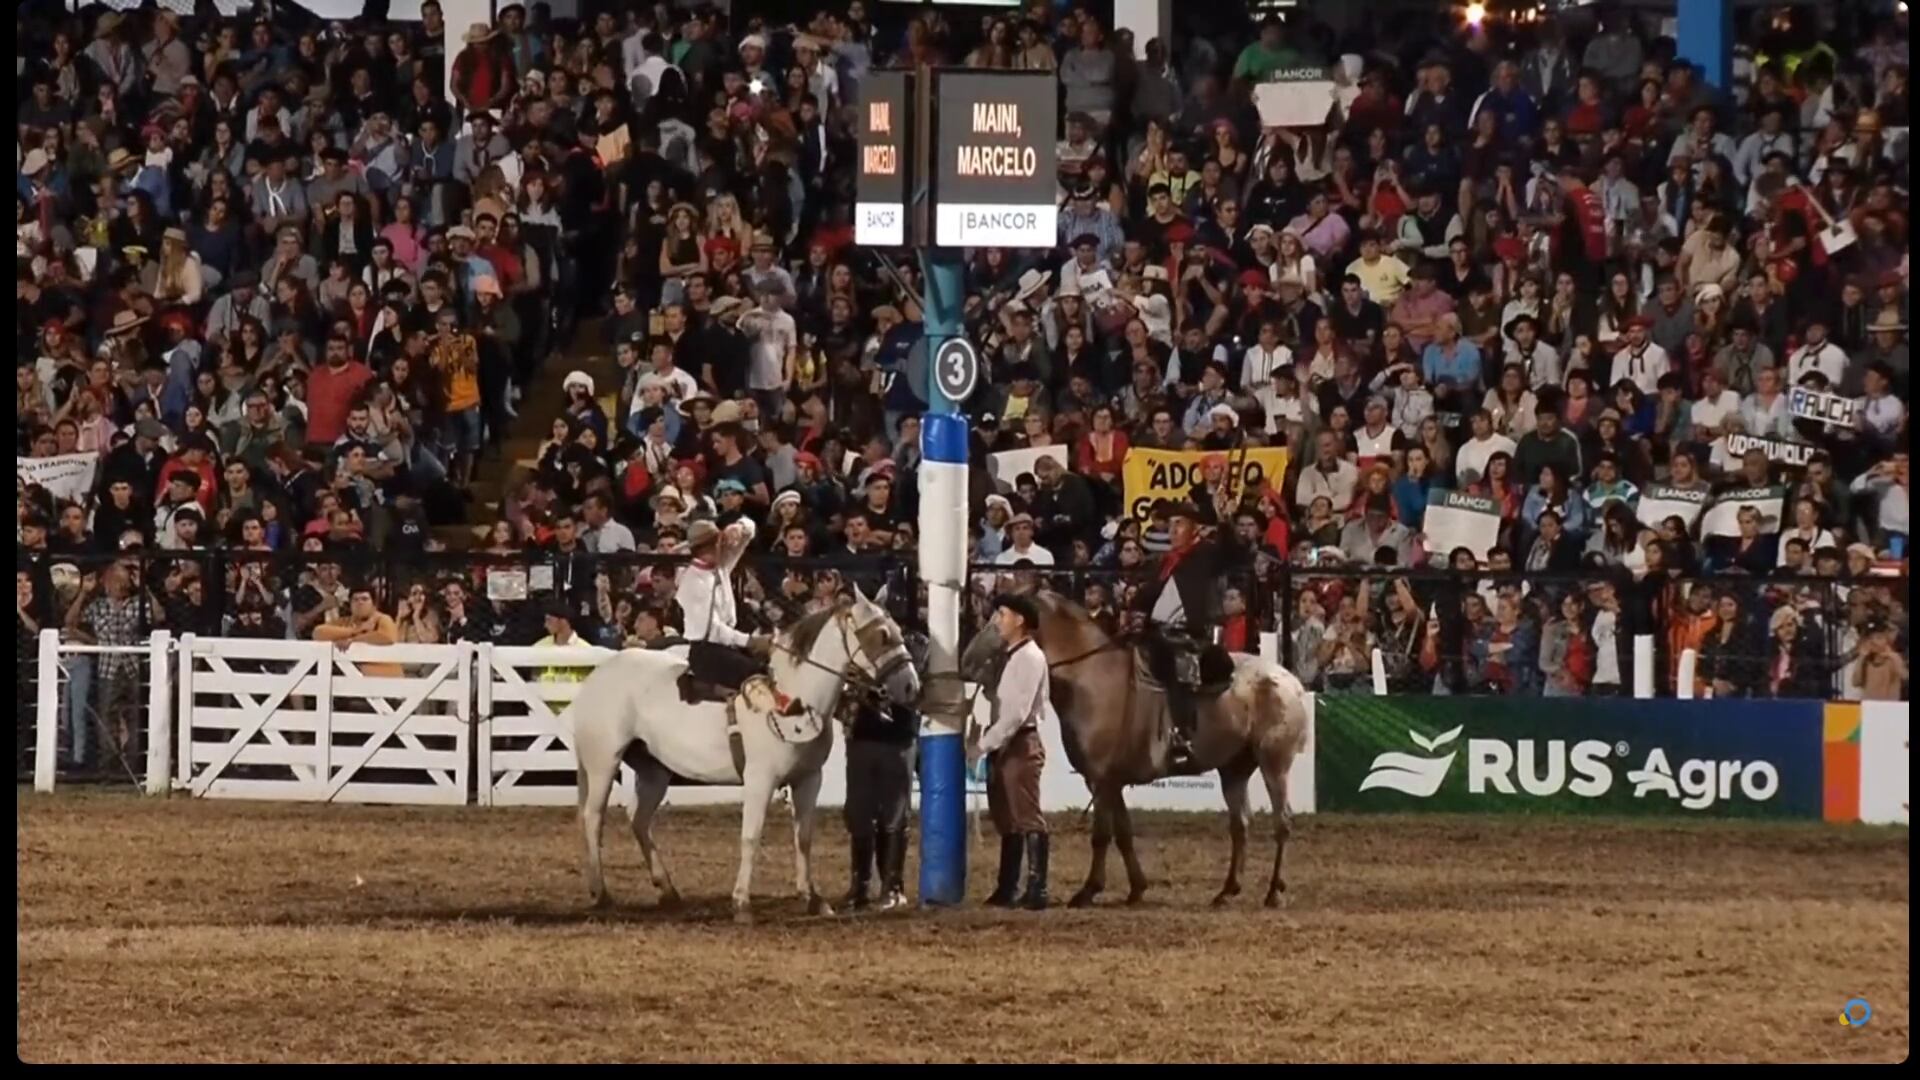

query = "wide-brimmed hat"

[
  {"left": 106, "top": 148, "right": 140, "bottom": 173},
  {"left": 95, "top": 12, "right": 123, "bottom": 37},
  {"left": 676, "top": 392, "right": 718, "bottom": 416},
  {"left": 651, "top": 485, "right": 686, "bottom": 511},
  {"left": 20, "top": 149, "right": 50, "bottom": 176},
  {"left": 106, "top": 309, "right": 149, "bottom": 337},
  {"left": 463, "top": 23, "right": 496, "bottom": 44},
  {"left": 709, "top": 399, "right": 745, "bottom": 424},
  {"left": 1869, "top": 310, "right": 1906, "bottom": 333},
  {"left": 1014, "top": 268, "right": 1051, "bottom": 303}
]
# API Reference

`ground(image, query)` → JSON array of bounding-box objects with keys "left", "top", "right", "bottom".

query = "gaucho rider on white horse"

[{"left": 675, "top": 518, "right": 803, "bottom": 714}]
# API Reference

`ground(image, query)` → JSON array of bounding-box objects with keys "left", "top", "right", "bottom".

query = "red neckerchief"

[
  {"left": 1158, "top": 538, "right": 1198, "bottom": 582},
  {"left": 692, "top": 557, "right": 714, "bottom": 570}
]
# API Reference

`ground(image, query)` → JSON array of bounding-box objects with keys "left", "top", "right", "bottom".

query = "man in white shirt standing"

[
  {"left": 675, "top": 519, "right": 794, "bottom": 713},
  {"left": 738, "top": 280, "right": 797, "bottom": 421},
  {"left": 1609, "top": 315, "right": 1671, "bottom": 396},
  {"left": 971, "top": 593, "right": 1054, "bottom": 910},
  {"left": 1786, "top": 316, "right": 1848, "bottom": 388}
]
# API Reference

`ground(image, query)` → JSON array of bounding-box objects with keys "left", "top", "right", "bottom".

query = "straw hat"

[
  {"left": 462, "top": 23, "right": 497, "bottom": 45},
  {"left": 107, "top": 148, "right": 140, "bottom": 173},
  {"left": 106, "top": 309, "right": 149, "bottom": 337}
]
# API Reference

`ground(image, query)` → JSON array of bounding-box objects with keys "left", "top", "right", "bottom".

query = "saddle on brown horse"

[{"left": 1133, "top": 632, "right": 1236, "bottom": 774}]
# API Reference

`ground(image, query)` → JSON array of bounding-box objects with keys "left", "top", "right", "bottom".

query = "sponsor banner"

[
  {"left": 1788, "top": 386, "right": 1861, "bottom": 428},
  {"left": 17, "top": 451, "right": 99, "bottom": 503},
  {"left": 1315, "top": 697, "right": 1823, "bottom": 819},
  {"left": 1421, "top": 489, "right": 1502, "bottom": 561},
  {"left": 1823, "top": 703, "right": 1863, "bottom": 824},
  {"left": 1700, "top": 484, "right": 1788, "bottom": 539},
  {"left": 934, "top": 203, "right": 1060, "bottom": 248},
  {"left": 1253, "top": 69, "right": 1338, "bottom": 128},
  {"left": 986, "top": 445, "right": 1070, "bottom": 491},
  {"left": 1723, "top": 432, "right": 1816, "bottom": 468},
  {"left": 855, "top": 202, "right": 906, "bottom": 247},
  {"left": 1636, "top": 483, "right": 1709, "bottom": 531},
  {"left": 1121, "top": 446, "right": 1290, "bottom": 520},
  {"left": 1859, "top": 701, "right": 1908, "bottom": 826}
]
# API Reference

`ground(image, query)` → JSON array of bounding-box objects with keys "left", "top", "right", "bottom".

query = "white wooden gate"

[
  {"left": 475, "top": 642, "right": 639, "bottom": 808},
  {"left": 174, "top": 634, "right": 471, "bottom": 804}
]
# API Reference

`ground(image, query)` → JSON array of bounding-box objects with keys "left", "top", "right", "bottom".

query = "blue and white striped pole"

[{"left": 917, "top": 250, "right": 971, "bottom": 907}]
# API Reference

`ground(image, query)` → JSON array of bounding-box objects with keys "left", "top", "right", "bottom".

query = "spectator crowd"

[{"left": 14, "top": 2, "right": 1911, "bottom": 774}]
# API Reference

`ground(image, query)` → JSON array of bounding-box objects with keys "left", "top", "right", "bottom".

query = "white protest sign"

[
  {"left": 1254, "top": 70, "right": 1338, "bottom": 128},
  {"left": 987, "top": 445, "right": 1070, "bottom": 491},
  {"left": 1636, "top": 483, "right": 1709, "bottom": 532},
  {"left": 1699, "top": 485, "right": 1788, "bottom": 539},
  {"left": 17, "top": 452, "right": 99, "bottom": 503},
  {"left": 1787, "top": 386, "right": 1861, "bottom": 428},
  {"left": 1723, "top": 433, "right": 1816, "bottom": 468},
  {"left": 1421, "top": 489, "right": 1502, "bottom": 561}
]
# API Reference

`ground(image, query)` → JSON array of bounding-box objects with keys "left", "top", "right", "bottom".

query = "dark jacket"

[{"left": 1131, "top": 533, "right": 1243, "bottom": 632}]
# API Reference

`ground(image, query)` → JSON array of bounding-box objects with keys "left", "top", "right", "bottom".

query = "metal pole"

[{"left": 916, "top": 249, "right": 970, "bottom": 908}]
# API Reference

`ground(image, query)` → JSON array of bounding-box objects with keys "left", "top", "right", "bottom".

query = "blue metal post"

[
  {"left": 1676, "top": 0, "right": 1733, "bottom": 89},
  {"left": 916, "top": 249, "right": 970, "bottom": 907}
]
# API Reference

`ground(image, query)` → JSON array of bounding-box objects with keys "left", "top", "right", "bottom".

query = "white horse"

[{"left": 570, "top": 589, "right": 920, "bottom": 923}]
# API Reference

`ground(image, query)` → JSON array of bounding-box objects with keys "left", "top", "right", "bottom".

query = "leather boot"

[
  {"left": 1019, "top": 832, "right": 1050, "bottom": 911},
  {"left": 875, "top": 828, "right": 909, "bottom": 910},
  {"left": 984, "top": 834, "right": 1022, "bottom": 907},
  {"left": 844, "top": 833, "right": 874, "bottom": 910}
]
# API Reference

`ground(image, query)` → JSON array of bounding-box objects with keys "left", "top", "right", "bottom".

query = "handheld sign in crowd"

[
  {"left": 1787, "top": 385, "right": 1861, "bottom": 428},
  {"left": 1253, "top": 68, "right": 1340, "bottom": 128},
  {"left": 1699, "top": 485, "right": 1789, "bottom": 539},
  {"left": 986, "top": 444, "right": 1070, "bottom": 491},
  {"left": 1722, "top": 432, "right": 1817, "bottom": 468},
  {"left": 1421, "top": 489, "right": 1503, "bottom": 561},
  {"left": 855, "top": 71, "right": 913, "bottom": 247},
  {"left": 1636, "top": 484, "right": 1710, "bottom": 531},
  {"left": 18, "top": 451, "right": 99, "bottom": 504},
  {"left": 1120, "top": 447, "right": 1289, "bottom": 520},
  {"left": 932, "top": 70, "right": 1058, "bottom": 248}
]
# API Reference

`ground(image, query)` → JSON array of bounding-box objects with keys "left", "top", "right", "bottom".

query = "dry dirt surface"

[{"left": 16, "top": 791, "right": 1909, "bottom": 1063}]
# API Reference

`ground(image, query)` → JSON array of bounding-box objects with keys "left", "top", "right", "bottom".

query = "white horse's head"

[{"left": 835, "top": 585, "right": 921, "bottom": 706}]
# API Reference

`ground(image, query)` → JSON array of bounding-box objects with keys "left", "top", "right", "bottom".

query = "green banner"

[{"left": 1315, "top": 697, "right": 1823, "bottom": 819}]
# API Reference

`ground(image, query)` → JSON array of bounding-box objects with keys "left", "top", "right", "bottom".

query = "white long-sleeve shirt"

[
  {"left": 673, "top": 520, "right": 756, "bottom": 648},
  {"left": 1609, "top": 341, "right": 1671, "bottom": 396},
  {"left": 1786, "top": 341, "right": 1847, "bottom": 388},
  {"left": 978, "top": 637, "right": 1056, "bottom": 754}
]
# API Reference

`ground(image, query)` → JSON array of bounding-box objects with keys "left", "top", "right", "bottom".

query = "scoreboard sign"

[
  {"left": 932, "top": 70, "right": 1058, "bottom": 248},
  {"left": 856, "top": 71, "right": 912, "bottom": 247}
]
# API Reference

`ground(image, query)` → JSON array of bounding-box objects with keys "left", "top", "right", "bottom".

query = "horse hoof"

[
  {"left": 733, "top": 908, "right": 754, "bottom": 926},
  {"left": 657, "top": 890, "right": 683, "bottom": 912},
  {"left": 1124, "top": 889, "right": 1148, "bottom": 907},
  {"left": 807, "top": 895, "right": 834, "bottom": 917},
  {"left": 1067, "top": 889, "right": 1099, "bottom": 909},
  {"left": 1263, "top": 890, "right": 1288, "bottom": 909},
  {"left": 1210, "top": 889, "right": 1239, "bottom": 908},
  {"left": 589, "top": 892, "right": 615, "bottom": 911}
]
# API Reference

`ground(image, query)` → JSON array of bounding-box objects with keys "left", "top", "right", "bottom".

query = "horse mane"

[
  {"left": 1034, "top": 590, "right": 1114, "bottom": 648},
  {"left": 782, "top": 607, "right": 839, "bottom": 658}
]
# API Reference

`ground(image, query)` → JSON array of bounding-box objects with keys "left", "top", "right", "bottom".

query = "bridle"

[{"left": 769, "top": 602, "right": 915, "bottom": 703}]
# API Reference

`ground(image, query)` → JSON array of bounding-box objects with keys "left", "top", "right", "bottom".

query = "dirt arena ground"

[{"left": 16, "top": 791, "right": 1908, "bottom": 1063}]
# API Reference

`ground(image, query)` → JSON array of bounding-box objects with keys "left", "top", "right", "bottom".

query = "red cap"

[
  {"left": 1164, "top": 221, "right": 1195, "bottom": 244},
  {"left": 704, "top": 236, "right": 738, "bottom": 257},
  {"left": 1493, "top": 237, "right": 1526, "bottom": 262},
  {"left": 1628, "top": 314, "right": 1655, "bottom": 329},
  {"left": 794, "top": 451, "right": 823, "bottom": 471},
  {"left": 1239, "top": 270, "right": 1270, "bottom": 290}
]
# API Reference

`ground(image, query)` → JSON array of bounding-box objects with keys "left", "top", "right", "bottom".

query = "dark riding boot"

[
  {"left": 844, "top": 833, "right": 874, "bottom": 910},
  {"left": 875, "top": 828, "right": 909, "bottom": 910},
  {"left": 1019, "top": 832, "right": 1050, "bottom": 911},
  {"left": 984, "top": 834, "right": 1022, "bottom": 907}
]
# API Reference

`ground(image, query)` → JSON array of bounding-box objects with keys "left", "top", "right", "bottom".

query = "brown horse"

[{"left": 960, "top": 591, "right": 1311, "bottom": 908}]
